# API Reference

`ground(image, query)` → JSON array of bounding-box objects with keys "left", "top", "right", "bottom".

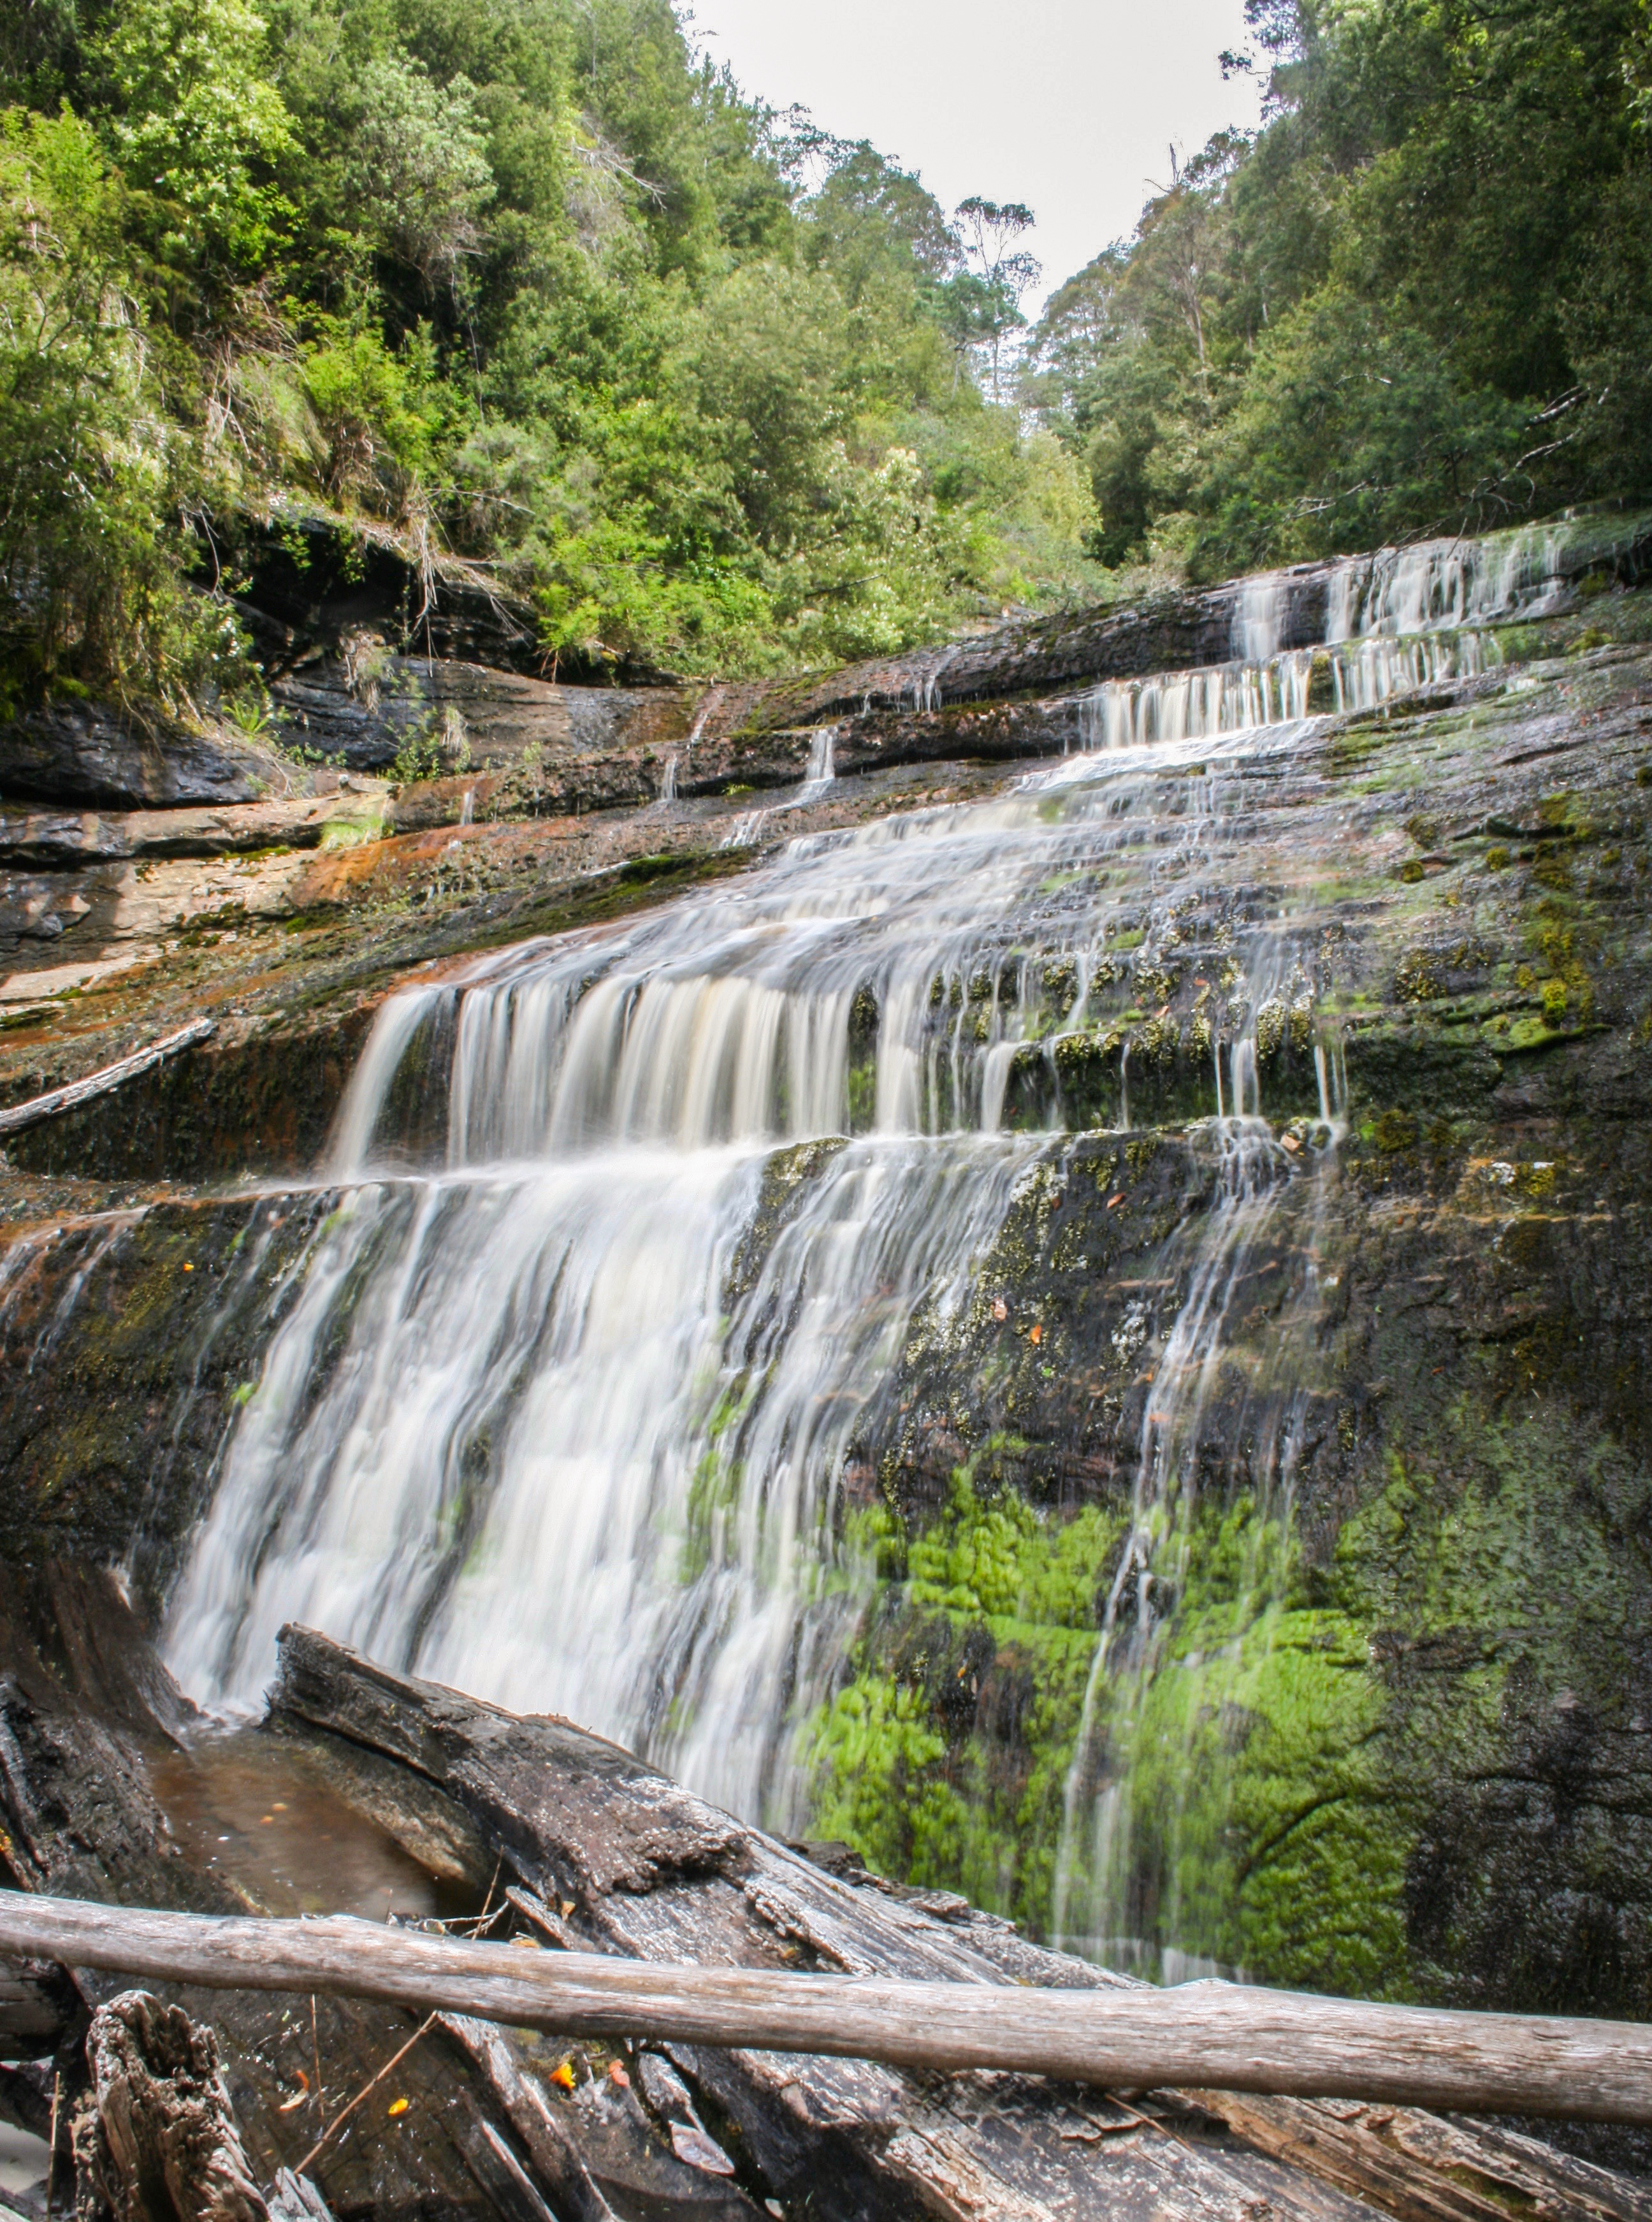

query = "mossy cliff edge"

[{"left": 6, "top": 581, "right": 1652, "bottom": 2030}]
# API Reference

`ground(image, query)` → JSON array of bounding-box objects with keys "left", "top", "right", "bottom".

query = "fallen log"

[
  {"left": 80, "top": 1991, "right": 273, "bottom": 2222},
  {"left": 3, "top": 1892, "right": 1651, "bottom": 2124},
  {"left": 0, "top": 1019, "right": 214, "bottom": 1135}
]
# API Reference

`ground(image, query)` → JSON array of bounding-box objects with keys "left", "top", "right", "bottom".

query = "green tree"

[
  {"left": 954, "top": 195, "right": 1038, "bottom": 400},
  {"left": 89, "top": 0, "right": 294, "bottom": 262},
  {"left": 0, "top": 108, "right": 248, "bottom": 701}
]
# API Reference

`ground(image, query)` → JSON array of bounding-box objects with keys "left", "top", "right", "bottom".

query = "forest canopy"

[
  {"left": 1, "top": 0, "right": 1648, "bottom": 711},
  {"left": 1026, "top": 0, "right": 1652, "bottom": 577},
  {"left": 0, "top": 0, "right": 1093, "bottom": 704}
]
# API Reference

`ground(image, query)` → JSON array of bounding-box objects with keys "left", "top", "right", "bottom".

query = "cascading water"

[
  {"left": 167, "top": 719, "right": 1330, "bottom": 1826},
  {"left": 1080, "top": 631, "right": 1491, "bottom": 751},
  {"left": 1081, "top": 532, "right": 1521, "bottom": 754},
  {"left": 1051, "top": 975, "right": 1347, "bottom": 1975},
  {"left": 798, "top": 723, "right": 837, "bottom": 799},
  {"left": 1324, "top": 520, "right": 1574, "bottom": 639},
  {"left": 163, "top": 530, "right": 1577, "bottom": 1966}
]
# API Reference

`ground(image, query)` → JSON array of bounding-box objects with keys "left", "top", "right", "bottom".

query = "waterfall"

[
  {"left": 1324, "top": 521, "right": 1573, "bottom": 639},
  {"left": 1234, "top": 574, "right": 1287, "bottom": 664},
  {"left": 799, "top": 723, "right": 836, "bottom": 797},
  {"left": 166, "top": 711, "right": 1332, "bottom": 1830},
  {"left": 1079, "top": 514, "right": 1596, "bottom": 758},
  {"left": 1084, "top": 617, "right": 1495, "bottom": 753},
  {"left": 1051, "top": 950, "right": 1346, "bottom": 1973},
  {"left": 163, "top": 516, "right": 1583, "bottom": 1953}
]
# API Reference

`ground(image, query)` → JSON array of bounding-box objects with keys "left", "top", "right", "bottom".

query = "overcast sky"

[{"left": 685, "top": 0, "right": 1264, "bottom": 314}]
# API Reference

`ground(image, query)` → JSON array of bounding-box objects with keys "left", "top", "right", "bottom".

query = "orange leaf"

[
  {"left": 1029, "top": 1323, "right": 1042, "bottom": 1344},
  {"left": 550, "top": 2061, "right": 577, "bottom": 2091},
  {"left": 388, "top": 2098, "right": 410, "bottom": 2119}
]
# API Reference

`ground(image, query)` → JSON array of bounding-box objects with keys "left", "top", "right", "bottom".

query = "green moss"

[
  {"left": 1373, "top": 1108, "right": 1419, "bottom": 1152},
  {"left": 803, "top": 1677, "right": 967, "bottom": 1883},
  {"left": 801, "top": 1466, "right": 1126, "bottom": 1922},
  {"left": 1085, "top": 1507, "right": 1405, "bottom": 1992}
]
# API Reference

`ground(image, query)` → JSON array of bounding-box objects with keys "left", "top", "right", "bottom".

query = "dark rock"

[{"left": 0, "top": 702, "right": 279, "bottom": 810}]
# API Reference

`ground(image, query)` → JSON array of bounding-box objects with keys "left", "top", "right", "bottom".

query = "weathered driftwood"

[
  {"left": 8, "top": 1599, "right": 1652, "bottom": 2222},
  {"left": 3, "top": 1891, "right": 1651, "bottom": 2124},
  {"left": 79, "top": 1991, "right": 272, "bottom": 2222},
  {"left": 0, "top": 1020, "right": 214, "bottom": 1135},
  {"left": 0, "top": 1956, "right": 73, "bottom": 2053},
  {"left": 259, "top": 1627, "right": 1652, "bottom": 2221},
  {"left": 0, "top": 1573, "right": 555, "bottom": 2220}
]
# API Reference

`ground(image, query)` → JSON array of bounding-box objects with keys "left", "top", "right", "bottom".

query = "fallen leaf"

[
  {"left": 1107, "top": 1193, "right": 1124, "bottom": 1209},
  {"left": 608, "top": 2062, "right": 630, "bottom": 2089},
  {"left": 560, "top": 1901, "right": 575, "bottom": 1919},
  {"left": 277, "top": 2072, "right": 309, "bottom": 2114},
  {"left": 550, "top": 2061, "right": 577, "bottom": 2091},
  {"left": 388, "top": 2098, "right": 410, "bottom": 2119},
  {"left": 670, "top": 2123, "right": 735, "bottom": 2175},
  {"left": 1281, "top": 1133, "right": 1300, "bottom": 1153},
  {"left": 1029, "top": 1323, "right": 1043, "bottom": 1345}
]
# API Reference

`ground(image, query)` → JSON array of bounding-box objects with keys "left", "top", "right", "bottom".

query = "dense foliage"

[
  {"left": 1027, "top": 0, "right": 1652, "bottom": 576},
  {"left": 4, "top": 0, "right": 1648, "bottom": 708},
  {"left": 0, "top": 0, "right": 1095, "bottom": 702}
]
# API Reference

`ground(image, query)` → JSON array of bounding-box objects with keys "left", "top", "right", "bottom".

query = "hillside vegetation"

[
  {"left": 2, "top": 0, "right": 1648, "bottom": 718},
  {"left": 0, "top": 0, "right": 1098, "bottom": 709},
  {"left": 1027, "top": 0, "right": 1652, "bottom": 576}
]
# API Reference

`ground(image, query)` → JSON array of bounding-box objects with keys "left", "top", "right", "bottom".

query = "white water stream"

[
  {"left": 168, "top": 720, "right": 1321, "bottom": 1827},
  {"left": 163, "top": 523, "right": 1589, "bottom": 1947}
]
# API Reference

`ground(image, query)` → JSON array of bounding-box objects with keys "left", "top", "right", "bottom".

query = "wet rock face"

[
  {"left": 0, "top": 1199, "right": 338, "bottom": 1613},
  {"left": 845, "top": 1119, "right": 1652, "bottom": 2016},
  {"left": 0, "top": 701, "right": 279, "bottom": 810},
  {"left": 8, "top": 550, "right": 1652, "bottom": 2033}
]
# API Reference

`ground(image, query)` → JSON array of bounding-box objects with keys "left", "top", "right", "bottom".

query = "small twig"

[
  {"left": 1106, "top": 2093, "right": 1190, "bottom": 2144},
  {"left": 311, "top": 1994, "right": 324, "bottom": 2131},
  {"left": 293, "top": 2013, "right": 437, "bottom": 2176},
  {"left": 45, "top": 2068, "right": 59, "bottom": 2217}
]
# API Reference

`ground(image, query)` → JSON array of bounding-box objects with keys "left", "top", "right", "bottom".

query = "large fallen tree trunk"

[
  {"left": 3, "top": 1892, "right": 1650, "bottom": 2124},
  {"left": 5, "top": 1608, "right": 1652, "bottom": 2222}
]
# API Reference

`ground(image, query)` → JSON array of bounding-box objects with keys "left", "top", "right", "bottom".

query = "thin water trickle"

[{"left": 1051, "top": 1016, "right": 1347, "bottom": 1970}]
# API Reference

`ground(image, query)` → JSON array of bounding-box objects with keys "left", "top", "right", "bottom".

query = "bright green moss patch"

[{"left": 799, "top": 1370, "right": 1652, "bottom": 2014}]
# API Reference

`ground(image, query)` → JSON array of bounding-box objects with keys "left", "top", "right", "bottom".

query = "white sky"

[{"left": 685, "top": 0, "right": 1264, "bottom": 314}]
